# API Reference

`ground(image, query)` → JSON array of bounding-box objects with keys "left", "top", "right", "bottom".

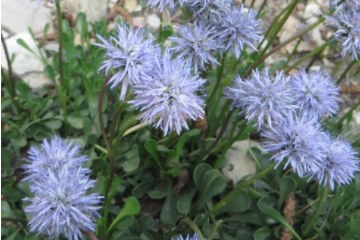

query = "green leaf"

[
  {"left": 5, "top": 228, "right": 21, "bottom": 240},
  {"left": 257, "top": 197, "right": 301, "bottom": 240},
  {"left": 67, "top": 116, "right": 84, "bottom": 129},
  {"left": 193, "top": 163, "right": 212, "bottom": 188},
  {"left": 177, "top": 188, "right": 197, "bottom": 214},
  {"left": 1, "top": 201, "right": 15, "bottom": 218},
  {"left": 44, "top": 120, "right": 62, "bottom": 130},
  {"left": 194, "top": 169, "right": 227, "bottom": 211},
  {"left": 254, "top": 227, "right": 272, "bottom": 240},
  {"left": 148, "top": 182, "right": 168, "bottom": 199},
  {"left": 107, "top": 196, "right": 141, "bottom": 233},
  {"left": 278, "top": 176, "right": 296, "bottom": 208},
  {"left": 144, "top": 139, "right": 158, "bottom": 155},
  {"left": 1, "top": 149, "right": 11, "bottom": 177},
  {"left": 17, "top": 39, "right": 36, "bottom": 55},
  {"left": 216, "top": 190, "right": 251, "bottom": 214},
  {"left": 123, "top": 146, "right": 140, "bottom": 172},
  {"left": 132, "top": 181, "right": 154, "bottom": 198},
  {"left": 160, "top": 190, "right": 178, "bottom": 225},
  {"left": 75, "top": 12, "right": 88, "bottom": 42},
  {"left": 176, "top": 129, "right": 201, "bottom": 154}
]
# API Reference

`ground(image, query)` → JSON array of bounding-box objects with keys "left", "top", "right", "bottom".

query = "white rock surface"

[
  {"left": 2, "top": 0, "right": 53, "bottom": 35},
  {"left": 22, "top": 72, "right": 52, "bottom": 89},
  {"left": 304, "top": 1, "right": 322, "bottom": 19},
  {"left": 124, "top": 0, "right": 138, "bottom": 13},
  {"left": 279, "top": 15, "right": 304, "bottom": 53},
  {"left": 1, "top": 32, "right": 51, "bottom": 89},
  {"left": 222, "top": 140, "right": 258, "bottom": 185},
  {"left": 133, "top": 17, "right": 146, "bottom": 28},
  {"left": 62, "top": 0, "right": 108, "bottom": 22},
  {"left": 146, "top": 14, "right": 161, "bottom": 33}
]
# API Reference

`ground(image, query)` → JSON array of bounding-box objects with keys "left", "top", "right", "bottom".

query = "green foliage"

[{"left": 1, "top": 3, "right": 360, "bottom": 240}]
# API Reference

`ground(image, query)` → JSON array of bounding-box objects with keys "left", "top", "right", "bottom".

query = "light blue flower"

[
  {"left": 23, "top": 137, "right": 102, "bottom": 240},
  {"left": 216, "top": 5, "right": 261, "bottom": 59},
  {"left": 94, "top": 23, "right": 160, "bottom": 100},
  {"left": 290, "top": 70, "right": 340, "bottom": 119},
  {"left": 169, "top": 23, "right": 219, "bottom": 72},
  {"left": 225, "top": 69, "right": 295, "bottom": 130},
  {"left": 129, "top": 49, "right": 206, "bottom": 136},
  {"left": 328, "top": 2, "right": 360, "bottom": 59},
  {"left": 308, "top": 133, "right": 359, "bottom": 190},
  {"left": 261, "top": 114, "right": 326, "bottom": 177}
]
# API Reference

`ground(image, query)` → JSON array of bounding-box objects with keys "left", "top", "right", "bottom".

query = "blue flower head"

[
  {"left": 184, "top": 0, "right": 232, "bottom": 20},
  {"left": 225, "top": 69, "right": 295, "bottom": 130},
  {"left": 172, "top": 233, "right": 201, "bottom": 240},
  {"left": 328, "top": 2, "right": 360, "bottom": 60},
  {"left": 169, "top": 23, "right": 219, "bottom": 72},
  {"left": 23, "top": 136, "right": 89, "bottom": 183},
  {"left": 216, "top": 5, "right": 261, "bottom": 59},
  {"left": 261, "top": 114, "right": 326, "bottom": 177},
  {"left": 290, "top": 70, "right": 340, "bottom": 119},
  {"left": 23, "top": 137, "right": 102, "bottom": 240},
  {"left": 308, "top": 133, "right": 359, "bottom": 190},
  {"left": 94, "top": 23, "right": 159, "bottom": 100},
  {"left": 330, "top": 0, "right": 359, "bottom": 9},
  {"left": 129, "top": 49, "right": 206, "bottom": 136}
]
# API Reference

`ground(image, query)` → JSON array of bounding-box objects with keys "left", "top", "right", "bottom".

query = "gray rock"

[
  {"left": 1, "top": 32, "right": 51, "bottom": 89},
  {"left": 124, "top": 0, "right": 138, "bottom": 13},
  {"left": 2, "top": 0, "right": 53, "bottom": 35},
  {"left": 146, "top": 14, "right": 161, "bottom": 33},
  {"left": 222, "top": 140, "right": 258, "bottom": 185},
  {"left": 62, "top": 0, "right": 108, "bottom": 22}
]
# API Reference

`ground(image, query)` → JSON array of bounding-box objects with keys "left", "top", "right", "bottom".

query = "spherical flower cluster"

[
  {"left": 129, "top": 49, "right": 205, "bottom": 136},
  {"left": 216, "top": 5, "right": 261, "bottom": 59},
  {"left": 94, "top": 23, "right": 159, "bottom": 100},
  {"left": 290, "top": 70, "right": 340, "bottom": 119},
  {"left": 225, "top": 69, "right": 295, "bottom": 130},
  {"left": 169, "top": 23, "right": 219, "bottom": 72},
  {"left": 23, "top": 136, "right": 102, "bottom": 240},
  {"left": 172, "top": 233, "right": 201, "bottom": 240},
  {"left": 226, "top": 68, "right": 358, "bottom": 189},
  {"left": 261, "top": 115, "right": 326, "bottom": 177},
  {"left": 307, "top": 133, "right": 359, "bottom": 190},
  {"left": 330, "top": 0, "right": 359, "bottom": 9},
  {"left": 328, "top": 1, "right": 360, "bottom": 60},
  {"left": 184, "top": 0, "right": 232, "bottom": 20}
]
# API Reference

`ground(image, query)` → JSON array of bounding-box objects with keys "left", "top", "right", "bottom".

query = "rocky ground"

[{"left": 1, "top": 0, "right": 359, "bottom": 131}]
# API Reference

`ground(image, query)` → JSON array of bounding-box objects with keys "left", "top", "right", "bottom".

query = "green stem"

[
  {"left": 256, "top": 0, "right": 299, "bottom": 63},
  {"left": 98, "top": 77, "right": 115, "bottom": 228},
  {"left": 249, "top": 15, "right": 329, "bottom": 74},
  {"left": 285, "top": 41, "right": 330, "bottom": 74},
  {"left": 1, "top": 33, "right": 21, "bottom": 112},
  {"left": 284, "top": 39, "right": 302, "bottom": 67},
  {"left": 181, "top": 218, "right": 206, "bottom": 240},
  {"left": 257, "top": 3, "right": 291, "bottom": 49},
  {"left": 208, "top": 53, "right": 227, "bottom": 104},
  {"left": 201, "top": 109, "right": 234, "bottom": 161},
  {"left": 305, "top": 44, "right": 327, "bottom": 71},
  {"left": 336, "top": 99, "right": 360, "bottom": 128},
  {"left": 336, "top": 60, "right": 357, "bottom": 84},
  {"left": 257, "top": 0, "right": 268, "bottom": 18},
  {"left": 250, "top": 0, "right": 256, "bottom": 8},
  {"left": 84, "top": 230, "right": 100, "bottom": 240},
  {"left": 55, "top": 1, "right": 68, "bottom": 129},
  {"left": 304, "top": 187, "right": 328, "bottom": 235}
]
